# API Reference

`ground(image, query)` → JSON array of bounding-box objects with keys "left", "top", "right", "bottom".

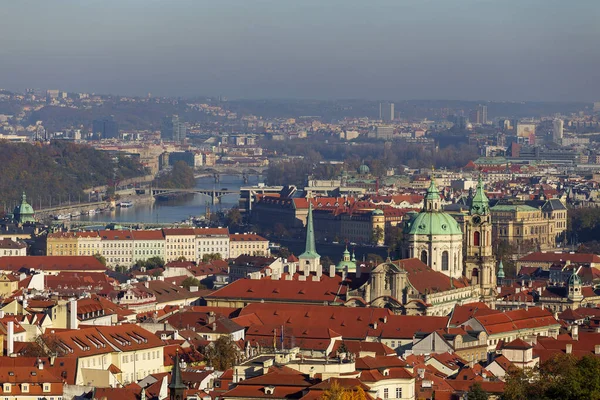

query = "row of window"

[{"left": 381, "top": 387, "right": 403, "bottom": 399}]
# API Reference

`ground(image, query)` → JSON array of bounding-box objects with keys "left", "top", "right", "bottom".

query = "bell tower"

[{"left": 464, "top": 175, "right": 496, "bottom": 298}]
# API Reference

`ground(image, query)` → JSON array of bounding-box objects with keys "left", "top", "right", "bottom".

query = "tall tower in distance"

[
  {"left": 379, "top": 102, "right": 394, "bottom": 122},
  {"left": 161, "top": 115, "right": 187, "bottom": 143},
  {"left": 477, "top": 104, "right": 488, "bottom": 125},
  {"left": 553, "top": 119, "right": 564, "bottom": 144}
]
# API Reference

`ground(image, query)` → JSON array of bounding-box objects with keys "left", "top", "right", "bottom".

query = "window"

[
  {"left": 473, "top": 231, "right": 480, "bottom": 246},
  {"left": 441, "top": 251, "right": 449, "bottom": 271},
  {"left": 396, "top": 387, "right": 402, "bottom": 398},
  {"left": 383, "top": 388, "right": 389, "bottom": 399},
  {"left": 420, "top": 250, "right": 428, "bottom": 265}
]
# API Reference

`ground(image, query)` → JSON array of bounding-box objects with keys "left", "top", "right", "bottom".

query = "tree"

[
  {"left": 278, "top": 247, "right": 291, "bottom": 259},
  {"left": 321, "top": 256, "right": 334, "bottom": 268},
  {"left": 467, "top": 382, "right": 489, "bottom": 400},
  {"left": 21, "top": 334, "right": 63, "bottom": 357},
  {"left": 202, "top": 336, "right": 239, "bottom": 370},
  {"left": 225, "top": 208, "right": 243, "bottom": 228},
  {"left": 502, "top": 354, "right": 600, "bottom": 400},
  {"left": 153, "top": 161, "right": 195, "bottom": 189},
  {"left": 273, "top": 223, "right": 289, "bottom": 238},
  {"left": 202, "top": 253, "right": 222, "bottom": 262},
  {"left": 321, "top": 381, "right": 368, "bottom": 400},
  {"left": 181, "top": 277, "right": 205, "bottom": 290},
  {"left": 366, "top": 253, "right": 384, "bottom": 265},
  {"left": 371, "top": 226, "right": 384, "bottom": 245},
  {"left": 93, "top": 253, "right": 107, "bottom": 266}
]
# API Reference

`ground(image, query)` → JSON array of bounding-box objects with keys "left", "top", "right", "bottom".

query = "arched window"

[
  {"left": 473, "top": 231, "right": 481, "bottom": 246},
  {"left": 420, "top": 250, "right": 428, "bottom": 265},
  {"left": 442, "top": 251, "right": 449, "bottom": 271}
]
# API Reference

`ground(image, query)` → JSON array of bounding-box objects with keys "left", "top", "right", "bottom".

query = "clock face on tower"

[{"left": 473, "top": 216, "right": 482, "bottom": 224}]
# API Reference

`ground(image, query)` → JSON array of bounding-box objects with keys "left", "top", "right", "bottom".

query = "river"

[{"left": 76, "top": 175, "right": 263, "bottom": 224}]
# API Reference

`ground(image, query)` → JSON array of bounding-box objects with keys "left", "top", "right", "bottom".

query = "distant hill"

[{"left": 0, "top": 141, "right": 146, "bottom": 211}]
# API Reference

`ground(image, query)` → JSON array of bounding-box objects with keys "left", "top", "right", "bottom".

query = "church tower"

[
  {"left": 169, "top": 351, "right": 187, "bottom": 400},
  {"left": 299, "top": 202, "right": 321, "bottom": 275},
  {"left": 464, "top": 175, "right": 496, "bottom": 298}
]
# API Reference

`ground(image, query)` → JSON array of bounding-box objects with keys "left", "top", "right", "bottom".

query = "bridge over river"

[{"left": 150, "top": 187, "right": 240, "bottom": 204}]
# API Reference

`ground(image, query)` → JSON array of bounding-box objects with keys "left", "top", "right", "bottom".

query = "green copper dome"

[
  {"left": 13, "top": 192, "right": 35, "bottom": 224},
  {"left": 406, "top": 211, "right": 462, "bottom": 236},
  {"left": 336, "top": 246, "right": 356, "bottom": 272},
  {"left": 406, "top": 175, "right": 462, "bottom": 236},
  {"left": 358, "top": 164, "right": 370, "bottom": 175}
]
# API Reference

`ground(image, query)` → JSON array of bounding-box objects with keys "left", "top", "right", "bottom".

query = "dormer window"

[
  {"left": 383, "top": 368, "right": 390, "bottom": 376},
  {"left": 43, "top": 383, "right": 51, "bottom": 392},
  {"left": 21, "top": 383, "right": 29, "bottom": 393},
  {"left": 3, "top": 383, "right": 11, "bottom": 393},
  {"left": 264, "top": 386, "right": 275, "bottom": 395}
]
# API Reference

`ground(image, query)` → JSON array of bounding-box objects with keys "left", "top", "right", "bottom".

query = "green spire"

[
  {"left": 470, "top": 174, "right": 489, "bottom": 215},
  {"left": 342, "top": 246, "right": 350, "bottom": 261},
  {"left": 423, "top": 172, "right": 442, "bottom": 212},
  {"left": 168, "top": 351, "right": 187, "bottom": 392},
  {"left": 299, "top": 202, "right": 320, "bottom": 259},
  {"left": 351, "top": 250, "right": 356, "bottom": 262},
  {"left": 497, "top": 259, "right": 505, "bottom": 279}
]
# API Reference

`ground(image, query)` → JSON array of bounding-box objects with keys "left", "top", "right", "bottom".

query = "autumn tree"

[
  {"left": 181, "top": 277, "right": 205, "bottom": 291},
  {"left": 202, "top": 336, "right": 239, "bottom": 371},
  {"left": 467, "top": 382, "right": 489, "bottom": 400},
  {"left": 321, "top": 381, "right": 368, "bottom": 400},
  {"left": 202, "top": 253, "right": 223, "bottom": 262}
]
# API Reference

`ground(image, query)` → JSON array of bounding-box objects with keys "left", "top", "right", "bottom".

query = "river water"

[{"left": 76, "top": 175, "right": 263, "bottom": 224}]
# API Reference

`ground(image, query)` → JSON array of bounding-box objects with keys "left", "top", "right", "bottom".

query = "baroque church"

[{"left": 340, "top": 175, "right": 498, "bottom": 315}]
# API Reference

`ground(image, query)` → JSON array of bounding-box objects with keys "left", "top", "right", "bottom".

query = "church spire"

[
  {"left": 424, "top": 172, "right": 442, "bottom": 212},
  {"left": 470, "top": 174, "right": 489, "bottom": 215},
  {"left": 497, "top": 259, "right": 505, "bottom": 280},
  {"left": 302, "top": 202, "right": 318, "bottom": 257},
  {"left": 169, "top": 350, "right": 187, "bottom": 400},
  {"left": 299, "top": 201, "right": 321, "bottom": 272}
]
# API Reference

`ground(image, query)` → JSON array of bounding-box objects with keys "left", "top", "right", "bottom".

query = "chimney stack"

[
  {"left": 572, "top": 325, "right": 579, "bottom": 341},
  {"left": 566, "top": 343, "right": 573, "bottom": 354},
  {"left": 329, "top": 265, "right": 336, "bottom": 278},
  {"left": 7, "top": 320, "right": 14, "bottom": 356},
  {"left": 69, "top": 299, "right": 78, "bottom": 330}
]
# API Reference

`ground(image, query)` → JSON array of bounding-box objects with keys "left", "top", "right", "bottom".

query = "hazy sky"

[{"left": 1, "top": 0, "right": 599, "bottom": 101}]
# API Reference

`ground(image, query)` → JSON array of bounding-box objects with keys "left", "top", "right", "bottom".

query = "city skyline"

[{"left": 1, "top": 0, "right": 599, "bottom": 102}]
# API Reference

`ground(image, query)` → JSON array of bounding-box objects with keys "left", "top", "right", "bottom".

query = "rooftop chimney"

[
  {"left": 566, "top": 343, "right": 573, "bottom": 354},
  {"left": 572, "top": 325, "right": 579, "bottom": 341},
  {"left": 69, "top": 299, "right": 78, "bottom": 330},
  {"left": 329, "top": 265, "right": 336, "bottom": 278},
  {"left": 7, "top": 320, "right": 14, "bottom": 356}
]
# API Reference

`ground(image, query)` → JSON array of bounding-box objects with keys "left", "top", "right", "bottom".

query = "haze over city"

[{"left": 2, "top": 0, "right": 599, "bottom": 101}]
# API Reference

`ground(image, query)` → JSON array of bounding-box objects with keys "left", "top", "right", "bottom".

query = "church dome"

[
  {"left": 13, "top": 192, "right": 36, "bottom": 224},
  {"left": 358, "top": 164, "right": 370, "bottom": 175},
  {"left": 336, "top": 246, "right": 356, "bottom": 272},
  {"left": 405, "top": 178, "right": 462, "bottom": 236},
  {"left": 406, "top": 211, "right": 462, "bottom": 236}
]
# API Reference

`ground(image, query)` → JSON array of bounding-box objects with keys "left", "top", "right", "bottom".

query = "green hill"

[{"left": 0, "top": 141, "right": 146, "bottom": 212}]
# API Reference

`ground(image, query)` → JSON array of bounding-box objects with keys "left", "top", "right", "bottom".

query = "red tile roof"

[
  {"left": 469, "top": 307, "right": 559, "bottom": 335},
  {"left": 0, "top": 256, "right": 107, "bottom": 272},
  {"left": 206, "top": 275, "right": 346, "bottom": 304},
  {"left": 519, "top": 252, "right": 600, "bottom": 264},
  {"left": 230, "top": 233, "right": 268, "bottom": 242},
  {"left": 393, "top": 259, "right": 469, "bottom": 293},
  {"left": 131, "top": 230, "right": 165, "bottom": 240}
]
